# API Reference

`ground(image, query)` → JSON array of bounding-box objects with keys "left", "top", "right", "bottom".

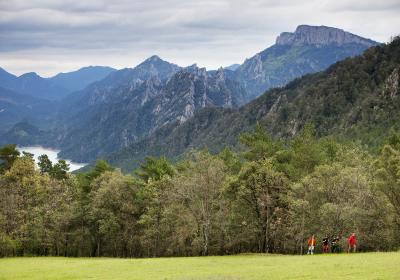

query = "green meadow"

[{"left": 0, "top": 252, "right": 399, "bottom": 280}]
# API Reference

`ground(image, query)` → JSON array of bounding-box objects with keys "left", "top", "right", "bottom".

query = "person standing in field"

[
  {"left": 322, "top": 236, "right": 329, "bottom": 253},
  {"left": 307, "top": 235, "right": 316, "bottom": 255},
  {"left": 348, "top": 233, "right": 357, "bottom": 253},
  {"left": 331, "top": 236, "right": 340, "bottom": 253}
]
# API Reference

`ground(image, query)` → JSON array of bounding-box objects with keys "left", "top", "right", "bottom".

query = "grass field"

[{"left": 0, "top": 252, "right": 399, "bottom": 280}]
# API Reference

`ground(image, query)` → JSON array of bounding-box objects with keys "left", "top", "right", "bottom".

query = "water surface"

[{"left": 18, "top": 146, "right": 87, "bottom": 172}]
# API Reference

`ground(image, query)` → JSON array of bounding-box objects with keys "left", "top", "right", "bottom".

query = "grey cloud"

[
  {"left": 0, "top": 0, "right": 399, "bottom": 76},
  {"left": 324, "top": 0, "right": 400, "bottom": 12}
]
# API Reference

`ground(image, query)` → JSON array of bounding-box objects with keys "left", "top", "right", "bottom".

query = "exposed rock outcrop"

[{"left": 276, "top": 25, "right": 377, "bottom": 47}]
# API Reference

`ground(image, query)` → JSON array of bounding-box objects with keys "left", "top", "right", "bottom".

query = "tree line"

[{"left": 0, "top": 124, "right": 399, "bottom": 257}]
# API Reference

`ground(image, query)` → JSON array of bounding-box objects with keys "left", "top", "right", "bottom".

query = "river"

[{"left": 17, "top": 146, "right": 87, "bottom": 172}]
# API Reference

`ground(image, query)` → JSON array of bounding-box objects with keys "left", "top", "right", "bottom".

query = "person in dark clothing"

[
  {"left": 322, "top": 236, "right": 329, "bottom": 253},
  {"left": 331, "top": 236, "right": 340, "bottom": 253}
]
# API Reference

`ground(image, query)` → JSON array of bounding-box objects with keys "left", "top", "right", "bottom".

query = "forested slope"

[{"left": 108, "top": 37, "right": 400, "bottom": 171}]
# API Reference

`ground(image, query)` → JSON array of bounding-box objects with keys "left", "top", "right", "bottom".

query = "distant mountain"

[
  {"left": 0, "top": 67, "right": 18, "bottom": 88},
  {"left": 1, "top": 25, "right": 383, "bottom": 167},
  {"left": 48, "top": 66, "right": 115, "bottom": 92},
  {"left": 0, "top": 66, "right": 116, "bottom": 100},
  {"left": 105, "top": 37, "right": 400, "bottom": 171},
  {"left": 0, "top": 121, "right": 48, "bottom": 147},
  {"left": 0, "top": 70, "right": 68, "bottom": 100},
  {"left": 55, "top": 58, "right": 246, "bottom": 162},
  {"left": 0, "top": 86, "right": 56, "bottom": 135},
  {"left": 234, "top": 25, "right": 379, "bottom": 101}
]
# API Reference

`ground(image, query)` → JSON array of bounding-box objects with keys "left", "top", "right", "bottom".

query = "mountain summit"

[
  {"left": 235, "top": 25, "right": 380, "bottom": 101},
  {"left": 276, "top": 25, "right": 377, "bottom": 47}
]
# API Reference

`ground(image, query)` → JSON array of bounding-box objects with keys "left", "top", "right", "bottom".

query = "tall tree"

[
  {"left": 171, "top": 152, "right": 227, "bottom": 256},
  {"left": 232, "top": 159, "right": 289, "bottom": 253},
  {"left": 136, "top": 156, "right": 175, "bottom": 183},
  {"left": 38, "top": 154, "right": 53, "bottom": 174},
  {"left": 0, "top": 144, "right": 20, "bottom": 173},
  {"left": 50, "top": 160, "right": 70, "bottom": 180}
]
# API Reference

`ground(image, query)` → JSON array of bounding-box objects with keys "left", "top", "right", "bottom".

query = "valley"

[{"left": 0, "top": 25, "right": 381, "bottom": 169}]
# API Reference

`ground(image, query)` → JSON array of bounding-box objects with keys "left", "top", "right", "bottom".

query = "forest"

[{"left": 1, "top": 124, "right": 399, "bottom": 257}]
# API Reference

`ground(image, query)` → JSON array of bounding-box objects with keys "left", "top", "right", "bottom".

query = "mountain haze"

[
  {"left": 0, "top": 66, "right": 115, "bottom": 100},
  {"left": 48, "top": 66, "right": 116, "bottom": 93},
  {"left": 0, "top": 86, "right": 55, "bottom": 134}
]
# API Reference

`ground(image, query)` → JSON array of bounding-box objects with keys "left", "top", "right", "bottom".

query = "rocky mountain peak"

[
  {"left": 276, "top": 25, "right": 378, "bottom": 47},
  {"left": 138, "top": 55, "right": 170, "bottom": 68},
  {"left": 143, "top": 55, "right": 163, "bottom": 63},
  {"left": 131, "top": 55, "right": 181, "bottom": 82}
]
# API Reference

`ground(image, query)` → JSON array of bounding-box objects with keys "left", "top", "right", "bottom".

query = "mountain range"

[
  {"left": 106, "top": 36, "right": 400, "bottom": 171},
  {"left": 0, "top": 25, "right": 384, "bottom": 170},
  {"left": 0, "top": 66, "right": 115, "bottom": 100},
  {"left": 0, "top": 66, "right": 115, "bottom": 133}
]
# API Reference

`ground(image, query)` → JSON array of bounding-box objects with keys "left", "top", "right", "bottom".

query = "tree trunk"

[
  {"left": 261, "top": 223, "right": 267, "bottom": 253},
  {"left": 300, "top": 211, "right": 305, "bottom": 255},
  {"left": 202, "top": 222, "right": 209, "bottom": 256}
]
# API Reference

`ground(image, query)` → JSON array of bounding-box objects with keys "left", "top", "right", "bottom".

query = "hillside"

[
  {"left": 107, "top": 37, "right": 400, "bottom": 171},
  {"left": 0, "top": 86, "right": 56, "bottom": 135}
]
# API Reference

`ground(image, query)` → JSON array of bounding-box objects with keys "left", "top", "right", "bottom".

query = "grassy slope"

[{"left": 0, "top": 252, "right": 399, "bottom": 280}]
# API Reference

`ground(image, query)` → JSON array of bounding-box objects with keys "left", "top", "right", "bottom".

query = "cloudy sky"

[{"left": 0, "top": 0, "right": 399, "bottom": 77}]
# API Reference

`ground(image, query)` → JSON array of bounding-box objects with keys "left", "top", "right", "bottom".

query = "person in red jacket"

[
  {"left": 307, "top": 235, "right": 316, "bottom": 255},
  {"left": 347, "top": 233, "right": 357, "bottom": 253}
]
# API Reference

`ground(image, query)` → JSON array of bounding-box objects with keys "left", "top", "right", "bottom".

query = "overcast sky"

[{"left": 0, "top": 0, "right": 399, "bottom": 77}]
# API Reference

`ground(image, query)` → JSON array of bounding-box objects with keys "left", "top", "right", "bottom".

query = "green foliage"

[
  {"left": 37, "top": 154, "right": 52, "bottom": 174},
  {"left": 232, "top": 159, "right": 289, "bottom": 253},
  {"left": 0, "top": 118, "right": 399, "bottom": 257},
  {"left": 240, "top": 123, "right": 283, "bottom": 161},
  {"left": 50, "top": 160, "right": 70, "bottom": 180},
  {"left": 38, "top": 155, "right": 70, "bottom": 180},
  {"left": 375, "top": 141, "right": 400, "bottom": 220},
  {"left": 135, "top": 156, "right": 174, "bottom": 183},
  {"left": 217, "top": 147, "right": 242, "bottom": 174},
  {"left": 0, "top": 144, "right": 20, "bottom": 173}
]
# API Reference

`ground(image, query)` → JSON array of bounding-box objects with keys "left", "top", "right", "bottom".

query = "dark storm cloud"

[{"left": 0, "top": 0, "right": 399, "bottom": 76}]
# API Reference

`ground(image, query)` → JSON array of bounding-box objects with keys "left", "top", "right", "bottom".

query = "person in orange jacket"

[
  {"left": 307, "top": 235, "right": 316, "bottom": 255},
  {"left": 348, "top": 233, "right": 357, "bottom": 253}
]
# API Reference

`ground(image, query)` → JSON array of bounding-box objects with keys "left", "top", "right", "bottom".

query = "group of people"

[{"left": 307, "top": 233, "right": 357, "bottom": 255}]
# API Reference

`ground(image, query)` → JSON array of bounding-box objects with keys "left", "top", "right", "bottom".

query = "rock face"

[
  {"left": 54, "top": 59, "right": 245, "bottom": 162},
  {"left": 383, "top": 68, "right": 399, "bottom": 99},
  {"left": 276, "top": 25, "right": 377, "bottom": 47},
  {"left": 235, "top": 25, "right": 379, "bottom": 101}
]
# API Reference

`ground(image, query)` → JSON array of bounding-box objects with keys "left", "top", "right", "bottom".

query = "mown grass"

[{"left": 0, "top": 252, "right": 399, "bottom": 280}]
